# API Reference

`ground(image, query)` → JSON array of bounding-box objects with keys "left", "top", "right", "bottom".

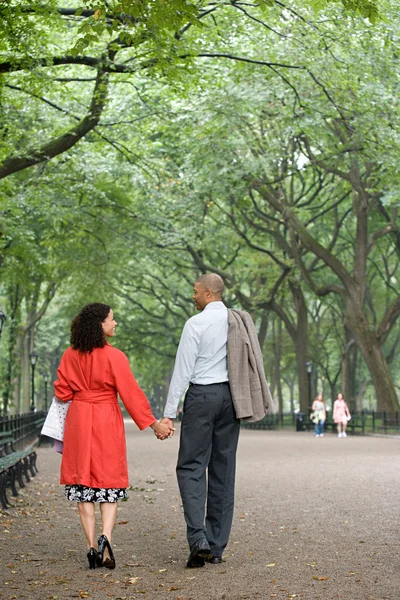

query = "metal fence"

[
  {"left": 241, "top": 410, "right": 400, "bottom": 436},
  {"left": 0, "top": 411, "right": 46, "bottom": 449}
]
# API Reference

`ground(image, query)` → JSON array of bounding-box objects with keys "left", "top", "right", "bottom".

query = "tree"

[
  {"left": 0, "top": 0, "right": 379, "bottom": 180},
  {"left": 120, "top": 1, "right": 399, "bottom": 410},
  {"left": 1, "top": 0, "right": 396, "bottom": 415}
]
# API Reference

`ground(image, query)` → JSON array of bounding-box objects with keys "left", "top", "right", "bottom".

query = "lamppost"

[
  {"left": 29, "top": 351, "right": 39, "bottom": 412},
  {"left": 0, "top": 310, "right": 6, "bottom": 340},
  {"left": 43, "top": 373, "right": 49, "bottom": 412},
  {"left": 306, "top": 361, "right": 312, "bottom": 412},
  {"left": 0, "top": 311, "right": 6, "bottom": 415}
]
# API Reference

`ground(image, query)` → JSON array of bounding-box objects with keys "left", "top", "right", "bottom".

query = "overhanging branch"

[{"left": 0, "top": 68, "right": 109, "bottom": 179}]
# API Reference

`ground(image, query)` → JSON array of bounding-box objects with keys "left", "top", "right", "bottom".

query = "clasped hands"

[{"left": 151, "top": 417, "right": 175, "bottom": 441}]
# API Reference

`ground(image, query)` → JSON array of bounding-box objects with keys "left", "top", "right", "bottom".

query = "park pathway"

[{"left": 0, "top": 426, "right": 399, "bottom": 600}]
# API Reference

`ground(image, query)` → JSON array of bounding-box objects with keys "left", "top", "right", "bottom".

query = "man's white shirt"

[{"left": 163, "top": 301, "right": 229, "bottom": 419}]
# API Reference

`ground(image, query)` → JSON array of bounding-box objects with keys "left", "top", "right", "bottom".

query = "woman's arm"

[
  {"left": 110, "top": 350, "right": 170, "bottom": 439},
  {"left": 53, "top": 353, "right": 74, "bottom": 402},
  {"left": 111, "top": 351, "right": 156, "bottom": 430}
]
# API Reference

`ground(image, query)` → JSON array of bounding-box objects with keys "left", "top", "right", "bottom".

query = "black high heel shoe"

[
  {"left": 87, "top": 547, "right": 99, "bottom": 569},
  {"left": 98, "top": 534, "right": 116, "bottom": 569}
]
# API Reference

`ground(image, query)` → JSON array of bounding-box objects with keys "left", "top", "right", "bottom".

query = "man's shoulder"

[
  {"left": 185, "top": 304, "right": 228, "bottom": 328},
  {"left": 185, "top": 312, "right": 205, "bottom": 329}
]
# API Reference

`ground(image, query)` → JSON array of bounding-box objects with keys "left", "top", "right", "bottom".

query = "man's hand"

[
  {"left": 157, "top": 417, "right": 175, "bottom": 440},
  {"left": 151, "top": 418, "right": 175, "bottom": 440},
  {"left": 161, "top": 417, "right": 175, "bottom": 437}
]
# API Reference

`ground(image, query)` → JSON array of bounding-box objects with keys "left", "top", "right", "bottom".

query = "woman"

[
  {"left": 54, "top": 303, "right": 172, "bottom": 569},
  {"left": 333, "top": 392, "right": 351, "bottom": 438},
  {"left": 311, "top": 394, "right": 326, "bottom": 437}
]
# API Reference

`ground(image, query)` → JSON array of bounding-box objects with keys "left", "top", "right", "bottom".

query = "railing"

[
  {"left": 0, "top": 411, "right": 46, "bottom": 449},
  {"left": 241, "top": 410, "right": 400, "bottom": 436}
]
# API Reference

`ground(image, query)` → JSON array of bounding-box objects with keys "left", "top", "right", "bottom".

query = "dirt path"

[{"left": 1, "top": 426, "right": 399, "bottom": 600}]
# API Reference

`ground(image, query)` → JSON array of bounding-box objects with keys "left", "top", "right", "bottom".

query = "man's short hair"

[{"left": 196, "top": 273, "right": 224, "bottom": 296}]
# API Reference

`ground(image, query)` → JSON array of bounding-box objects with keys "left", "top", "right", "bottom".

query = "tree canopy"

[{"left": 1, "top": 0, "right": 398, "bottom": 415}]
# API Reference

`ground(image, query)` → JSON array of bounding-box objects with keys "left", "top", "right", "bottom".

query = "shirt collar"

[{"left": 203, "top": 301, "right": 226, "bottom": 311}]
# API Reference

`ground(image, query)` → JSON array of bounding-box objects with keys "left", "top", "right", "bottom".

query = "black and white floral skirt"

[{"left": 65, "top": 485, "right": 128, "bottom": 503}]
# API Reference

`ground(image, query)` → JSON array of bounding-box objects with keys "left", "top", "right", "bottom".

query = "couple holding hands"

[{"left": 54, "top": 274, "right": 271, "bottom": 570}]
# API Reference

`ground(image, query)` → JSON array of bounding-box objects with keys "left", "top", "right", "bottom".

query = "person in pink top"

[{"left": 333, "top": 393, "right": 351, "bottom": 438}]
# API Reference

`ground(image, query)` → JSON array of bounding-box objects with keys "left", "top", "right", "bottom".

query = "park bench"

[
  {"left": 322, "top": 418, "right": 364, "bottom": 435},
  {"left": 242, "top": 414, "right": 281, "bottom": 431},
  {"left": 346, "top": 416, "right": 365, "bottom": 435},
  {"left": 0, "top": 430, "right": 38, "bottom": 510},
  {"left": 377, "top": 414, "right": 399, "bottom": 435}
]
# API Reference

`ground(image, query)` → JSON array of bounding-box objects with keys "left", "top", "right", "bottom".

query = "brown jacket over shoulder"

[{"left": 227, "top": 309, "right": 273, "bottom": 423}]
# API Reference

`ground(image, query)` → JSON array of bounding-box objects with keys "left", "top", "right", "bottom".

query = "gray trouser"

[{"left": 176, "top": 382, "right": 240, "bottom": 557}]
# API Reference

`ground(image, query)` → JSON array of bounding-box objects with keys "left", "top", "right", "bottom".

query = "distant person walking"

[
  {"left": 333, "top": 393, "right": 351, "bottom": 438},
  {"left": 311, "top": 394, "right": 326, "bottom": 437}
]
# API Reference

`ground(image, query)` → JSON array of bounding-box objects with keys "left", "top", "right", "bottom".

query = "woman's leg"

[
  {"left": 77, "top": 502, "right": 96, "bottom": 549},
  {"left": 100, "top": 502, "right": 118, "bottom": 559},
  {"left": 100, "top": 502, "right": 118, "bottom": 540},
  {"left": 342, "top": 421, "right": 347, "bottom": 436},
  {"left": 337, "top": 423, "right": 342, "bottom": 436}
]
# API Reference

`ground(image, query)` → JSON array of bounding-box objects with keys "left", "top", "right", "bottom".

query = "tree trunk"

[
  {"left": 355, "top": 381, "right": 367, "bottom": 411},
  {"left": 345, "top": 299, "right": 398, "bottom": 412},
  {"left": 271, "top": 286, "right": 309, "bottom": 412},
  {"left": 257, "top": 309, "right": 269, "bottom": 350},
  {"left": 295, "top": 344, "right": 310, "bottom": 413},
  {"left": 13, "top": 339, "right": 23, "bottom": 413},
  {"left": 341, "top": 327, "right": 358, "bottom": 412},
  {"left": 271, "top": 317, "right": 284, "bottom": 412},
  {"left": 291, "top": 284, "right": 310, "bottom": 413},
  {"left": 328, "top": 381, "right": 337, "bottom": 409},
  {"left": 289, "top": 379, "right": 295, "bottom": 413},
  {"left": 2, "top": 285, "right": 20, "bottom": 413},
  {"left": 22, "top": 328, "right": 34, "bottom": 413}
]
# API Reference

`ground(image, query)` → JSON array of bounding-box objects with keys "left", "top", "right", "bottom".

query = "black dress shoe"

[
  {"left": 98, "top": 534, "right": 116, "bottom": 569},
  {"left": 87, "top": 547, "right": 99, "bottom": 569},
  {"left": 205, "top": 555, "right": 222, "bottom": 564},
  {"left": 186, "top": 539, "right": 211, "bottom": 568}
]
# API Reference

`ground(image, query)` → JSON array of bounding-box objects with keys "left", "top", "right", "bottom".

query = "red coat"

[{"left": 54, "top": 343, "right": 155, "bottom": 488}]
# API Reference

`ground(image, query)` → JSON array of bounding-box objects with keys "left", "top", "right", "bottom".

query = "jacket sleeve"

[
  {"left": 110, "top": 351, "right": 156, "bottom": 430},
  {"left": 53, "top": 352, "right": 74, "bottom": 402},
  {"left": 243, "top": 310, "right": 273, "bottom": 414}
]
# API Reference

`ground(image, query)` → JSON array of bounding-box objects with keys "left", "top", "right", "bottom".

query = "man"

[{"left": 161, "top": 273, "right": 270, "bottom": 568}]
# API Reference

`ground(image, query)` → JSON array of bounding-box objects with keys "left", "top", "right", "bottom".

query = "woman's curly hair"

[{"left": 70, "top": 303, "right": 111, "bottom": 353}]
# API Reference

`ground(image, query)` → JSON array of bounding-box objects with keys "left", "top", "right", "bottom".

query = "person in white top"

[
  {"left": 160, "top": 274, "right": 240, "bottom": 568},
  {"left": 311, "top": 394, "right": 326, "bottom": 437}
]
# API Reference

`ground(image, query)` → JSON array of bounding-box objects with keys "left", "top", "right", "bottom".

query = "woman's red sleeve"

[
  {"left": 53, "top": 351, "right": 74, "bottom": 402},
  {"left": 111, "top": 351, "right": 156, "bottom": 430}
]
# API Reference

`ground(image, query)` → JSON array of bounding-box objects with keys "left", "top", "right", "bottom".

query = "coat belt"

[{"left": 73, "top": 390, "right": 118, "bottom": 404}]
